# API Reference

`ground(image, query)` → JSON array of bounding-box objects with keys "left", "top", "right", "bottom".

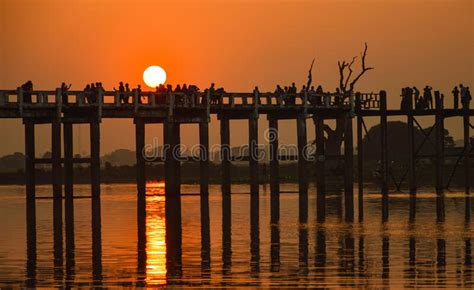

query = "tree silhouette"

[{"left": 324, "top": 43, "right": 374, "bottom": 156}]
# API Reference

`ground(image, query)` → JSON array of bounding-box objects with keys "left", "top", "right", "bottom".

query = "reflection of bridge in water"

[{"left": 0, "top": 87, "right": 472, "bottom": 286}]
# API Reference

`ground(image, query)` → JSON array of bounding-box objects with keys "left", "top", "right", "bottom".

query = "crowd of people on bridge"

[
  {"left": 18, "top": 80, "right": 472, "bottom": 111},
  {"left": 400, "top": 84, "right": 471, "bottom": 111}
]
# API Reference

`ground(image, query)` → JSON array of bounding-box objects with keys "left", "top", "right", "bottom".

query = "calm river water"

[{"left": 0, "top": 183, "right": 472, "bottom": 287}]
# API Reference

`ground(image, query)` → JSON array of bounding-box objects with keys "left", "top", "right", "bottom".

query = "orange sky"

[{"left": 0, "top": 0, "right": 472, "bottom": 156}]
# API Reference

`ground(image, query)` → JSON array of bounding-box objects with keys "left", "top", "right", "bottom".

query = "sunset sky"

[{"left": 0, "top": 0, "right": 472, "bottom": 156}]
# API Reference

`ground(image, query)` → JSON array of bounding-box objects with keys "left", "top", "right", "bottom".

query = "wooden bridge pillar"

[
  {"left": 297, "top": 115, "right": 308, "bottom": 224},
  {"left": 135, "top": 119, "right": 146, "bottom": 199},
  {"left": 24, "top": 120, "right": 36, "bottom": 264},
  {"left": 249, "top": 116, "right": 259, "bottom": 195},
  {"left": 435, "top": 92, "right": 445, "bottom": 222},
  {"left": 135, "top": 118, "right": 146, "bottom": 270},
  {"left": 463, "top": 97, "right": 471, "bottom": 221},
  {"left": 90, "top": 120, "right": 102, "bottom": 281},
  {"left": 249, "top": 115, "right": 259, "bottom": 265},
  {"left": 380, "top": 91, "right": 389, "bottom": 222},
  {"left": 220, "top": 115, "right": 232, "bottom": 258},
  {"left": 90, "top": 121, "right": 101, "bottom": 199},
  {"left": 164, "top": 120, "right": 182, "bottom": 273},
  {"left": 268, "top": 117, "right": 279, "bottom": 224},
  {"left": 356, "top": 94, "right": 364, "bottom": 222},
  {"left": 344, "top": 117, "right": 354, "bottom": 222},
  {"left": 199, "top": 121, "right": 211, "bottom": 265},
  {"left": 407, "top": 95, "right": 416, "bottom": 222},
  {"left": 315, "top": 117, "right": 326, "bottom": 223},
  {"left": 220, "top": 116, "right": 231, "bottom": 195},
  {"left": 63, "top": 122, "right": 75, "bottom": 265},
  {"left": 199, "top": 121, "right": 210, "bottom": 196},
  {"left": 52, "top": 121, "right": 63, "bottom": 270}
]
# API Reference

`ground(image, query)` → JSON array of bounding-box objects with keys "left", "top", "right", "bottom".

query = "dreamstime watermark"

[{"left": 142, "top": 128, "right": 318, "bottom": 162}]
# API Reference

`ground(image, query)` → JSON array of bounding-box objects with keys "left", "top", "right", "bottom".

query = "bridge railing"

[
  {"left": 0, "top": 89, "right": 359, "bottom": 115},
  {"left": 355, "top": 92, "right": 380, "bottom": 110}
]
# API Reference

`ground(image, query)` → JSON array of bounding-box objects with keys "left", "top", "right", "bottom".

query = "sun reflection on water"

[{"left": 145, "top": 191, "right": 167, "bottom": 285}]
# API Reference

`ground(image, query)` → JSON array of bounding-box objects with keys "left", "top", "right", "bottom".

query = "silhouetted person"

[
  {"left": 114, "top": 82, "right": 125, "bottom": 104},
  {"left": 274, "top": 85, "right": 284, "bottom": 105},
  {"left": 316, "top": 85, "right": 324, "bottom": 105},
  {"left": 253, "top": 86, "right": 260, "bottom": 104},
  {"left": 83, "top": 84, "right": 91, "bottom": 104},
  {"left": 401, "top": 87, "right": 413, "bottom": 111},
  {"left": 287, "top": 82, "right": 297, "bottom": 105},
  {"left": 460, "top": 84, "right": 471, "bottom": 106},
  {"left": 300, "top": 85, "right": 307, "bottom": 104},
  {"left": 21, "top": 81, "right": 33, "bottom": 103},
  {"left": 335, "top": 87, "right": 342, "bottom": 106},
  {"left": 154, "top": 85, "right": 164, "bottom": 104},
  {"left": 123, "top": 83, "right": 130, "bottom": 104},
  {"left": 413, "top": 86, "right": 420, "bottom": 104},
  {"left": 423, "top": 85, "right": 433, "bottom": 109},
  {"left": 452, "top": 86, "right": 460, "bottom": 109},
  {"left": 209, "top": 83, "right": 219, "bottom": 105},
  {"left": 308, "top": 86, "right": 317, "bottom": 105},
  {"left": 465, "top": 87, "right": 472, "bottom": 105},
  {"left": 90, "top": 83, "right": 98, "bottom": 103},
  {"left": 174, "top": 84, "right": 183, "bottom": 105},
  {"left": 134, "top": 84, "right": 142, "bottom": 104},
  {"left": 61, "top": 82, "right": 72, "bottom": 104},
  {"left": 415, "top": 96, "right": 423, "bottom": 111}
]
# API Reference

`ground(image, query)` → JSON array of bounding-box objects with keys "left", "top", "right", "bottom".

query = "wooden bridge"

[{"left": 0, "top": 87, "right": 472, "bottom": 277}]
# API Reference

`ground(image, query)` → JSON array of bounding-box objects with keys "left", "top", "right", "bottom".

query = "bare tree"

[{"left": 324, "top": 42, "right": 374, "bottom": 156}]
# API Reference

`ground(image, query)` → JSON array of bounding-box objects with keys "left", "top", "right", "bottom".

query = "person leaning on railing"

[
  {"left": 21, "top": 81, "right": 33, "bottom": 103},
  {"left": 61, "top": 82, "right": 71, "bottom": 104}
]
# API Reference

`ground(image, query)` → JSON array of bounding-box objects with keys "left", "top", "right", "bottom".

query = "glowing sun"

[{"left": 143, "top": 65, "right": 167, "bottom": 88}]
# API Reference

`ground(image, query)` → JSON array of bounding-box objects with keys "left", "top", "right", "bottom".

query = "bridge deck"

[{"left": 0, "top": 89, "right": 472, "bottom": 122}]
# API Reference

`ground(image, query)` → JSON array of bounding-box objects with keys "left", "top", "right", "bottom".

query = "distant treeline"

[{"left": 0, "top": 160, "right": 471, "bottom": 190}]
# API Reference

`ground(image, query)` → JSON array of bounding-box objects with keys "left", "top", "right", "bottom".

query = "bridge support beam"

[
  {"left": 268, "top": 117, "right": 279, "bottom": 224},
  {"left": 63, "top": 122, "right": 75, "bottom": 269},
  {"left": 220, "top": 115, "right": 232, "bottom": 258},
  {"left": 164, "top": 120, "right": 182, "bottom": 274},
  {"left": 315, "top": 117, "right": 325, "bottom": 223},
  {"left": 135, "top": 118, "right": 146, "bottom": 272},
  {"left": 435, "top": 92, "right": 445, "bottom": 222},
  {"left": 249, "top": 116, "right": 259, "bottom": 195},
  {"left": 199, "top": 121, "right": 211, "bottom": 267},
  {"left": 297, "top": 115, "right": 308, "bottom": 224},
  {"left": 463, "top": 98, "right": 471, "bottom": 221},
  {"left": 356, "top": 101, "right": 364, "bottom": 222},
  {"left": 24, "top": 120, "right": 36, "bottom": 268},
  {"left": 52, "top": 121, "right": 63, "bottom": 272},
  {"left": 90, "top": 121, "right": 101, "bottom": 199},
  {"left": 90, "top": 120, "right": 102, "bottom": 281},
  {"left": 380, "top": 91, "right": 389, "bottom": 222},
  {"left": 344, "top": 117, "right": 354, "bottom": 222},
  {"left": 249, "top": 115, "right": 259, "bottom": 264},
  {"left": 407, "top": 98, "right": 416, "bottom": 222}
]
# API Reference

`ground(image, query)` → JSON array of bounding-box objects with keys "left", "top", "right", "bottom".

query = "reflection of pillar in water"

[
  {"left": 314, "top": 225, "right": 326, "bottom": 286},
  {"left": 299, "top": 226, "right": 308, "bottom": 275},
  {"left": 382, "top": 235, "right": 390, "bottom": 281},
  {"left": 270, "top": 224, "right": 280, "bottom": 273},
  {"left": 436, "top": 238, "right": 446, "bottom": 285}
]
